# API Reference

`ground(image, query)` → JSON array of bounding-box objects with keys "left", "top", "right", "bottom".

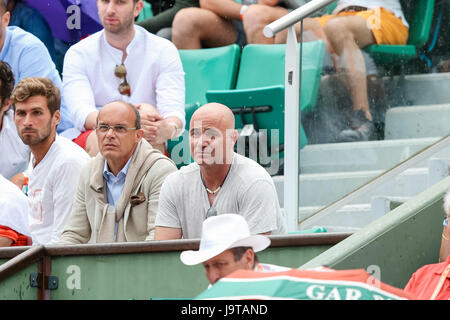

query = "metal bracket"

[{"left": 30, "top": 273, "right": 59, "bottom": 290}]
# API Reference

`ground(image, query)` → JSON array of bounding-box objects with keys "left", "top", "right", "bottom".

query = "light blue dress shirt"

[
  {"left": 0, "top": 26, "right": 74, "bottom": 133},
  {"left": 103, "top": 157, "right": 133, "bottom": 206},
  {"left": 103, "top": 157, "right": 132, "bottom": 240}
]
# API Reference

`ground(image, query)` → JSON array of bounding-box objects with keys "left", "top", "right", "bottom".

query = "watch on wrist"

[{"left": 240, "top": 5, "right": 248, "bottom": 20}]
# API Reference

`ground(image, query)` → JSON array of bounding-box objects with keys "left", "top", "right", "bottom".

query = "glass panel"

[{"left": 293, "top": 0, "right": 450, "bottom": 232}]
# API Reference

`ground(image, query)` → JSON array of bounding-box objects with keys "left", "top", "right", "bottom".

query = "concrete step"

[
  {"left": 297, "top": 196, "right": 412, "bottom": 230},
  {"left": 385, "top": 104, "right": 450, "bottom": 139},
  {"left": 275, "top": 157, "right": 450, "bottom": 208},
  {"left": 397, "top": 72, "right": 450, "bottom": 106},
  {"left": 300, "top": 137, "right": 439, "bottom": 174}
]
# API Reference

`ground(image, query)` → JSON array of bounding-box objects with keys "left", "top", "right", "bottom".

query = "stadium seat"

[
  {"left": 205, "top": 40, "right": 325, "bottom": 173},
  {"left": 179, "top": 44, "right": 241, "bottom": 106},
  {"left": 167, "top": 44, "right": 241, "bottom": 168}
]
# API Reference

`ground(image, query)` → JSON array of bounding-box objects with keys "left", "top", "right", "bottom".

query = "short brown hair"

[
  {"left": 11, "top": 77, "right": 61, "bottom": 115},
  {"left": 230, "top": 247, "right": 259, "bottom": 266}
]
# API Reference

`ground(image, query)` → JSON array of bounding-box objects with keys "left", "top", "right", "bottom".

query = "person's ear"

[
  {"left": 52, "top": 109, "right": 61, "bottom": 126},
  {"left": 135, "top": 128, "right": 144, "bottom": 141},
  {"left": 0, "top": 98, "right": 11, "bottom": 113},
  {"left": 134, "top": 0, "right": 144, "bottom": 19},
  {"left": 2, "top": 10, "right": 10, "bottom": 27},
  {"left": 243, "top": 248, "right": 255, "bottom": 269}
]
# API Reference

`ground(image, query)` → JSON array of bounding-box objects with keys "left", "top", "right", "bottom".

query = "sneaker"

[{"left": 338, "top": 110, "right": 375, "bottom": 142}]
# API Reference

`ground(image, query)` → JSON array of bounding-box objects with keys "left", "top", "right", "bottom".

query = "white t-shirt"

[
  {"left": 62, "top": 25, "right": 185, "bottom": 134},
  {"left": 156, "top": 153, "right": 286, "bottom": 238},
  {"left": 0, "top": 111, "right": 30, "bottom": 179},
  {"left": 27, "top": 136, "right": 90, "bottom": 244},
  {"left": 334, "top": 0, "right": 409, "bottom": 27},
  {"left": 0, "top": 174, "right": 30, "bottom": 237}
]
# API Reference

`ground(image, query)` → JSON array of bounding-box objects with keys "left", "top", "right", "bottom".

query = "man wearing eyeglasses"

[
  {"left": 59, "top": 100, "right": 178, "bottom": 244},
  {"left": 11, "top": 77, "right": 90, "bottom": 245},
  {"left": 62, "top": 0, "right": 185, "bottom": 157},
  {"left": 154, "top": 103, "right": 286, "bottom": 240}
]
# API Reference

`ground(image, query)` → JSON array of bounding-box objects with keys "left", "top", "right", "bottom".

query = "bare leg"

[
  {"left": 323, "top": 16, "right": 376, "bottom": 121},
  {"left": 172, "top": 7, "right": 237, "bottom": 49},
  {"left": 243, "top": 5, "right": 290, "bottom": 44}
]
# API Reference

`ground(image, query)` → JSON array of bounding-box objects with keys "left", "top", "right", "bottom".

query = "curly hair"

[{"left": 11, "top": 77, "right": 61, "bottom": 115}]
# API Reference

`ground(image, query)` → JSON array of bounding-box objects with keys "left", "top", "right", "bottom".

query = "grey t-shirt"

[{"left": 156, "top": 153, "right": 286, "bottom": 239}]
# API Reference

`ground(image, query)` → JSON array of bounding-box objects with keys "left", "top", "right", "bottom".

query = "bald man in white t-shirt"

[{"left": 155, "top": 103, "right": 286, "bottom": 239}]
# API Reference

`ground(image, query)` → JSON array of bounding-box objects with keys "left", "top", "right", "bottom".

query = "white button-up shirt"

[{"left": 62, "top": 25, "right": 186, "bottom": 134}]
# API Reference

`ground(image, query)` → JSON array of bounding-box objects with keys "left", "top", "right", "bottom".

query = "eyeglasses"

[
  {"left": 115, "top": 64, "right": 131, "bottom": 96},
  {"left": 96, "top": 123, "right": 137, "bottom": 134},
  {"left": 205, "top": 207, "right": 217, "bottom": 219}
]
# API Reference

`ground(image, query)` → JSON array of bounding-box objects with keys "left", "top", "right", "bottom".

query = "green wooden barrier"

[{"left": 0, "top": 234, "right": 349, "bottom": 300}]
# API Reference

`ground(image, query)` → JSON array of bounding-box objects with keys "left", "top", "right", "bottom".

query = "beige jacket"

[{"left": 59, "top": 139, "right": 177, "bottom": 244}]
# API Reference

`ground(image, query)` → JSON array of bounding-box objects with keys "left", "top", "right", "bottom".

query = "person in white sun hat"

[{"left": 180, "top": 214, "right": 291, "bottom": 285}]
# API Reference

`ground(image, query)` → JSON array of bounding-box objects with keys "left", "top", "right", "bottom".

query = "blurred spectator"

[
  {"left": 59, "top": 101, "right": 177, "bottom": 244},
  {"left": 403, "top": 188, "right": 450, "bottom": 300},
  {"left": 171, "top": 0, "right": 299, "bottom": 49},
  {"left": 154, "top": 103, "right": 286, "bottom": 240},
  {"left": 0, "top": 173, "right": 31, "bottom": 246},
  {"left": 404, "top": 256, "right": 450, "bottom": 300},
  {"left": 63, "top": 0, "right": 185, "bottom": 156},
  {"left": 0, "top": 0, "right": 74, "bottom": 135},
  {"left": 440, "top": 188, "right": 450, "bottom": 262},
  {"left": 0, "top": 60, "right": 29, "bottom": 179},
  {"left": 136, "top": 0, "right": 199, "bottom": 40},
  {"left": 11, "top": 77, "right": 90, "bottom": 245},
  {"left": 300, "top": 1, "right": 409, "bottom": 142},
  {"left": 7, "top": 0, "right": 57, "bottom": 67}
]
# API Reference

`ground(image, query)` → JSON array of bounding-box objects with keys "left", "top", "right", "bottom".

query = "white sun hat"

[{"left": 180, "top": 213, "right": 271, "bottom": 266}]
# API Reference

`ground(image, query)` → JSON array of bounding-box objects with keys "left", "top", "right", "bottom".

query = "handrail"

[
  {"left": 262, "top": 0, "right": 337, "bottom": 232},
  {"left": 0, "top": 233, "right": 352, "bottom": 259},
  {"left": 0, "top": 245, "right": 45, "bottom": 282},
  {"left": 264, "top": 0, "right": 336, "bottom": 37},
  {"left": 301, "top": 134, "right": 450, "bottom": 227},
  {"left": 0, "top": 233, "right": 352, "bottom": 299}
]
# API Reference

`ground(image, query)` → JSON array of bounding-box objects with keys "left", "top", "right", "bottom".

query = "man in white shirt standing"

[
  {"left": 62, "top": 0, "right": 185, "bottom": 156},
  {"left": 11, "top": 77, "right": 90, "bottom": 245},
  {"left": 0, "top": 61, "right": 29, "bottom": 179}
]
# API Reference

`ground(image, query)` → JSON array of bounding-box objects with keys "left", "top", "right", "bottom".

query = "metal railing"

[
  {"left": 263, "top": 0, "right": 336, "bottom": 232},
  {"left": 300, "top": 134, "right": 450, "bottom": 227}
]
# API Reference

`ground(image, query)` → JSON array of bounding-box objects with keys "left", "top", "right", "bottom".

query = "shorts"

[
  {"left": 0, "top": 225, "right": 31, "bottom": 246},
  {"left": 232, "top": 19, "right": 247, "bottom": 48},
  {"left": 314, "top": 7, "right": 409, "bottom": 45},
  {"left": 73, "top": 129, "right": 93, "bottom": 150}
]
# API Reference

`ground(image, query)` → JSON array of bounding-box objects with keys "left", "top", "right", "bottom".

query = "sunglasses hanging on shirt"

[{"left": 115, "top": 64, "right": 131, "bottom": 96}]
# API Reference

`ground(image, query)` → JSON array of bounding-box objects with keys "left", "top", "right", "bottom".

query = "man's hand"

[
  {"left": 10, "top": 173, "right": 26, "bottom": 190},
  {"left": 136, "top": 104, "right": 181, "bottom": 146},
  {"left": 136, "top": 103, "right": 164, "bottom": 145}
]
